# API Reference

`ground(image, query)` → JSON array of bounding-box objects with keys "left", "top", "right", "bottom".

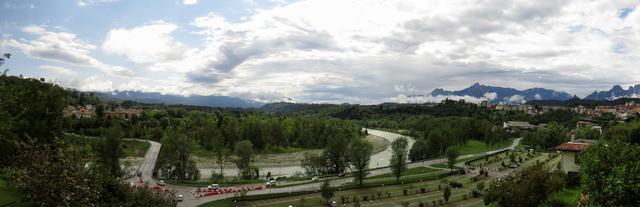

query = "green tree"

[
  {"left": 575, "top": 127, "right": 601, "bottom": 140},
  {"left": 446, "top": 147, "right": 459, "bottom": 172},
  {"left": 348, "top": 138, "right": 373, "bottom": 185},
  {"left": 234, "top": 140, "right": 255, "bottom": 179},
  {"left": 325, "top": 134, "right": 351, "bottom": 174},
  {"left": 301, "top": 152, "right": 328, "bottom": 176},
  {"left": 96, "top": 126, "right": 124, "bottom": 177},
  {"left": 158, "top": 128, "right": 199, "bottom": 180},
  {"left": 390, "top": 137, "right": 409, "bottom": 182},
  {"left": 443, "top": 186, "right": 451, "bottom": 203},
  {"left": 524, "top": 122, "right": 568, "bottom": 149},
  {"left": 320, "top": 179, "right": 335, "bottom": 204},
  {"left": 580, "top": 140, "right": 640, "bottom": 206},
  {"left": 408, "top": 139, "right": 429, "bottom": 161},
  {"left": 484, "top": 164, "right": 565, "bottom": 207},
  {"left": 0, "top": 75, "right": 66, "bottom": 166}
]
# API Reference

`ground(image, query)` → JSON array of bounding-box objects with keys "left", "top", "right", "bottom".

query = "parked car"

[
  {"left": 208, "top": 184, "right": 220, "bottom": 189},
  {"left": 509, "top": 163, "right": 519, "bottom": 168},
  {"left": 338, "top": 172, "right": 347, "bottom": 177},
  {"left": 328, "top": 201, "right": 337, "bottom": 207},
  {"left": 177, "top": 194, "right": 183, "bottom": 201},
  {"left": 158, "top": 180, "right": 166, "bottom": 186},
  {"left": 266, "top": 180, "right": 277, "bottom": 187},
  {"left": 311, "top": 176, "right": 320, "bottom": 182}
]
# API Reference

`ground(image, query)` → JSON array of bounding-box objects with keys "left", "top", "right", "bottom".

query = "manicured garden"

[{"left": 201, "top": 173, "right": 489, "bottom": 207}]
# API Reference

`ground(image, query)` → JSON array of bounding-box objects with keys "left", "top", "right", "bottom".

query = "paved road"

[
  {"left": 174, "top": 130, "right": 522, "bottom": 207},
  {"left": 126, "top": 139, "right": 162, "bottom": 185}
]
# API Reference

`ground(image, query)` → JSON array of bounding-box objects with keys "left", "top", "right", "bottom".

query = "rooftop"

[{"left": 555, "top": 139, "right": 597, "bottom": 152}]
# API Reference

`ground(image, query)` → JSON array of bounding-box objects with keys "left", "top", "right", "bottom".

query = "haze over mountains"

[
  {"left": 96, "top": 91, "right": 264, "bottom": 108},
  {"left": 585, "top": 84, "right": 640, "bottom": 100},
  {"left": 90, "top": 83, "right": 640, "bottom": 108},
  {"left": 428, "top": 83, "right": 574, "bottom": 104}
]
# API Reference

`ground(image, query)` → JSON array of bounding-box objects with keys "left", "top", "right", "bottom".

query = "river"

[{"left": 197, "top": 128, "right": 414, "bottom": 178}]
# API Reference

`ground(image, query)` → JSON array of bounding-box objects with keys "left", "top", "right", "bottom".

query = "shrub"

[
  {"left": 449, "top": 181, "right": 463, "bottom": 188},
  {"left": 472, "top": 189, "right": 482, "bottom": 197},
  {"left": 421, "top": 188, "right": 427, "bottom": 193},
  {"left": 363, "top": 196, "right": 368, "bottom": 201},
  {"left": 419, "top": 202, "right": 425, "bottom": 207},
  {"left": 403, "top": 189, "right": 408, "bottom": 196}
]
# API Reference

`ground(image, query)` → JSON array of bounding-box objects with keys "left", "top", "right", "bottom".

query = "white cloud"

[
  {"left": 39, "top": 65, "right": 78, "bottom": 76},
  {"left": 483, "top": 92, "right": 498, "bottom": 100},
  {"left": 387, "top": 94, "right": 487, "bottom": 104},
  {"left": 77, "top": 0, "right": 119, "bottom": 6},
  {"left": 64, "top": 76, "right": 114, "bottom": 92},
  {"left": 506, "top": 95, "right": 526, "bottom": 104},
  {"left": 3, "top": 25, "right": 134, "bottom": 77},
  {"left": 102, "top": 21, "right": 187, "bottom": 64},
  {"left": 534, "top": 93, "right": 543, "bottom": 100},
  {"left": 182, "top": 0, "right": 198, "bottom": 5},
  {"left": 13, "top": 0, "right": 640, "bottom": 103}
]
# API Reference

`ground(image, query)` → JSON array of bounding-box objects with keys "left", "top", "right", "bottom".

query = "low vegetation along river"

[{"left": 198, "top": 128, "right": 414, "bottom": 177}]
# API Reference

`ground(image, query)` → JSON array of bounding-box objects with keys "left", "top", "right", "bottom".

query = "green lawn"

[
  {"left": 164, "top": 178, "right": 264, "bottom": 187},
  {"left": 544, "top": 188, "right": 581, "bottom": 206},
  {"left": 0, "top": 179, "right": 31, "bottom": 207},
  {"left": 199, "top": 199, "right": 233, "bottom": 207},
  {"left": 64, "top": 134, "right": 150, "bottom": 158},
  {"left": 200, "top": 172, "right": 481, "bottom": 207},
  {"left": 367, "top": 167, "right": 439, "bottom": 179},
  {"left": 431, "top": 156, "right": 483, "bottom": 168},
  {"left": 456, "top": 139, "right": 512, "bottom": 155}
]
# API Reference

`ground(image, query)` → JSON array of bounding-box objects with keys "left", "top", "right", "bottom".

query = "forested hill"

[
  {"left": 263, "top": 101, "right": 495, "bottom": 120},
  {"left": 526, "top": 97, "right": 640, "bottom": 107}
]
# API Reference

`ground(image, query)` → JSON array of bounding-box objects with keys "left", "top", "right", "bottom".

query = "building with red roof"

[{"left": 554, "top": 139, "right": 597, "bottom": 174}]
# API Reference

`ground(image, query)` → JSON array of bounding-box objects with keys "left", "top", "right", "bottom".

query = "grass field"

[
  {"left": 164, "top": 178, "right": 265, "bottom": 187},
  {"left": 431, "top": 156, "right": 482, "bottom": 168},
  {"left": 545, "top": 188, "right": 580, "bottom": 206},
  {"left": 456, "top": 139, "right": 512, "bottom": 155},
  {"left": 200, "top": 173, "right": 486, "bottom": 207},
  {"left": 0, "top": 179, "right": 31, "bottom": 207},
  {"left": 64, "top": 134, "right": 150, "bottom": 158},
  {"left": 367, "top": 167, "right": 439, "bottom": 180}
]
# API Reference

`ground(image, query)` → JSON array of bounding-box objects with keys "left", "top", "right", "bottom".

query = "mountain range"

[
  {"left": 429, "top": 83, "right": 574, "bottom": 104},
  {"left": 95, "top": 91, "right": 264, "bottom": 108},
  {"left": 584, "top": 84, "right": 640, "bottom": 100},
  {"left": 88, "top": 84, "right": 640, "bottom": 108}
]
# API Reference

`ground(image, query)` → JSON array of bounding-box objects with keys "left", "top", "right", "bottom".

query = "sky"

[{"left": 1, "top": 0, "right": 639, "bottom": 104}]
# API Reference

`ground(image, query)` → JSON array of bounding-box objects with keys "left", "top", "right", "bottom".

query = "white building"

[{"left": 554, "top": 139, "right": 597, "bottom": 174}]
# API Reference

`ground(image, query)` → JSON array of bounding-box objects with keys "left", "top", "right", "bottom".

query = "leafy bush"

[{"left": 449, "top": 181, "right": 463, "bottom": 188}]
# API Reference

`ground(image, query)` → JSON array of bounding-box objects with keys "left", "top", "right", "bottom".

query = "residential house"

[{"left": 554, "top": 139, "right": 597, "bottom": 174}]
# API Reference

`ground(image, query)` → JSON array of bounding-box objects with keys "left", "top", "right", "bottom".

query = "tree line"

[{"left": 0, "top": 72, "right": 176, "bottom": 206}]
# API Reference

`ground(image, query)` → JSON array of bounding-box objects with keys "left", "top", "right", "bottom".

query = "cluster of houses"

[
  {"left": 572, "top": 102, "right": 640, "bottom": 119},
  {"left": 63, "top": 105, "right": 96, "bottom": 119},
  {"left": 445, "top": 98, "right": 640, "bottom": 120},
  {"left": 63, "top": 105, "right": 143, "bottom": 119}
]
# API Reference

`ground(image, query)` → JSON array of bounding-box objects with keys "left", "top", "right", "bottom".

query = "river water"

[{"left": 197, "top": 128, "right": 414, "bottom": 178}]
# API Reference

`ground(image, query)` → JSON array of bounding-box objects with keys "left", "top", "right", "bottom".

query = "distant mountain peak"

[
  {"left": 585, "top": 84, "right": 640, "bottom": 100},
  {"left": 428, "top": 83, "right": 572, "bottom": 104}
]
